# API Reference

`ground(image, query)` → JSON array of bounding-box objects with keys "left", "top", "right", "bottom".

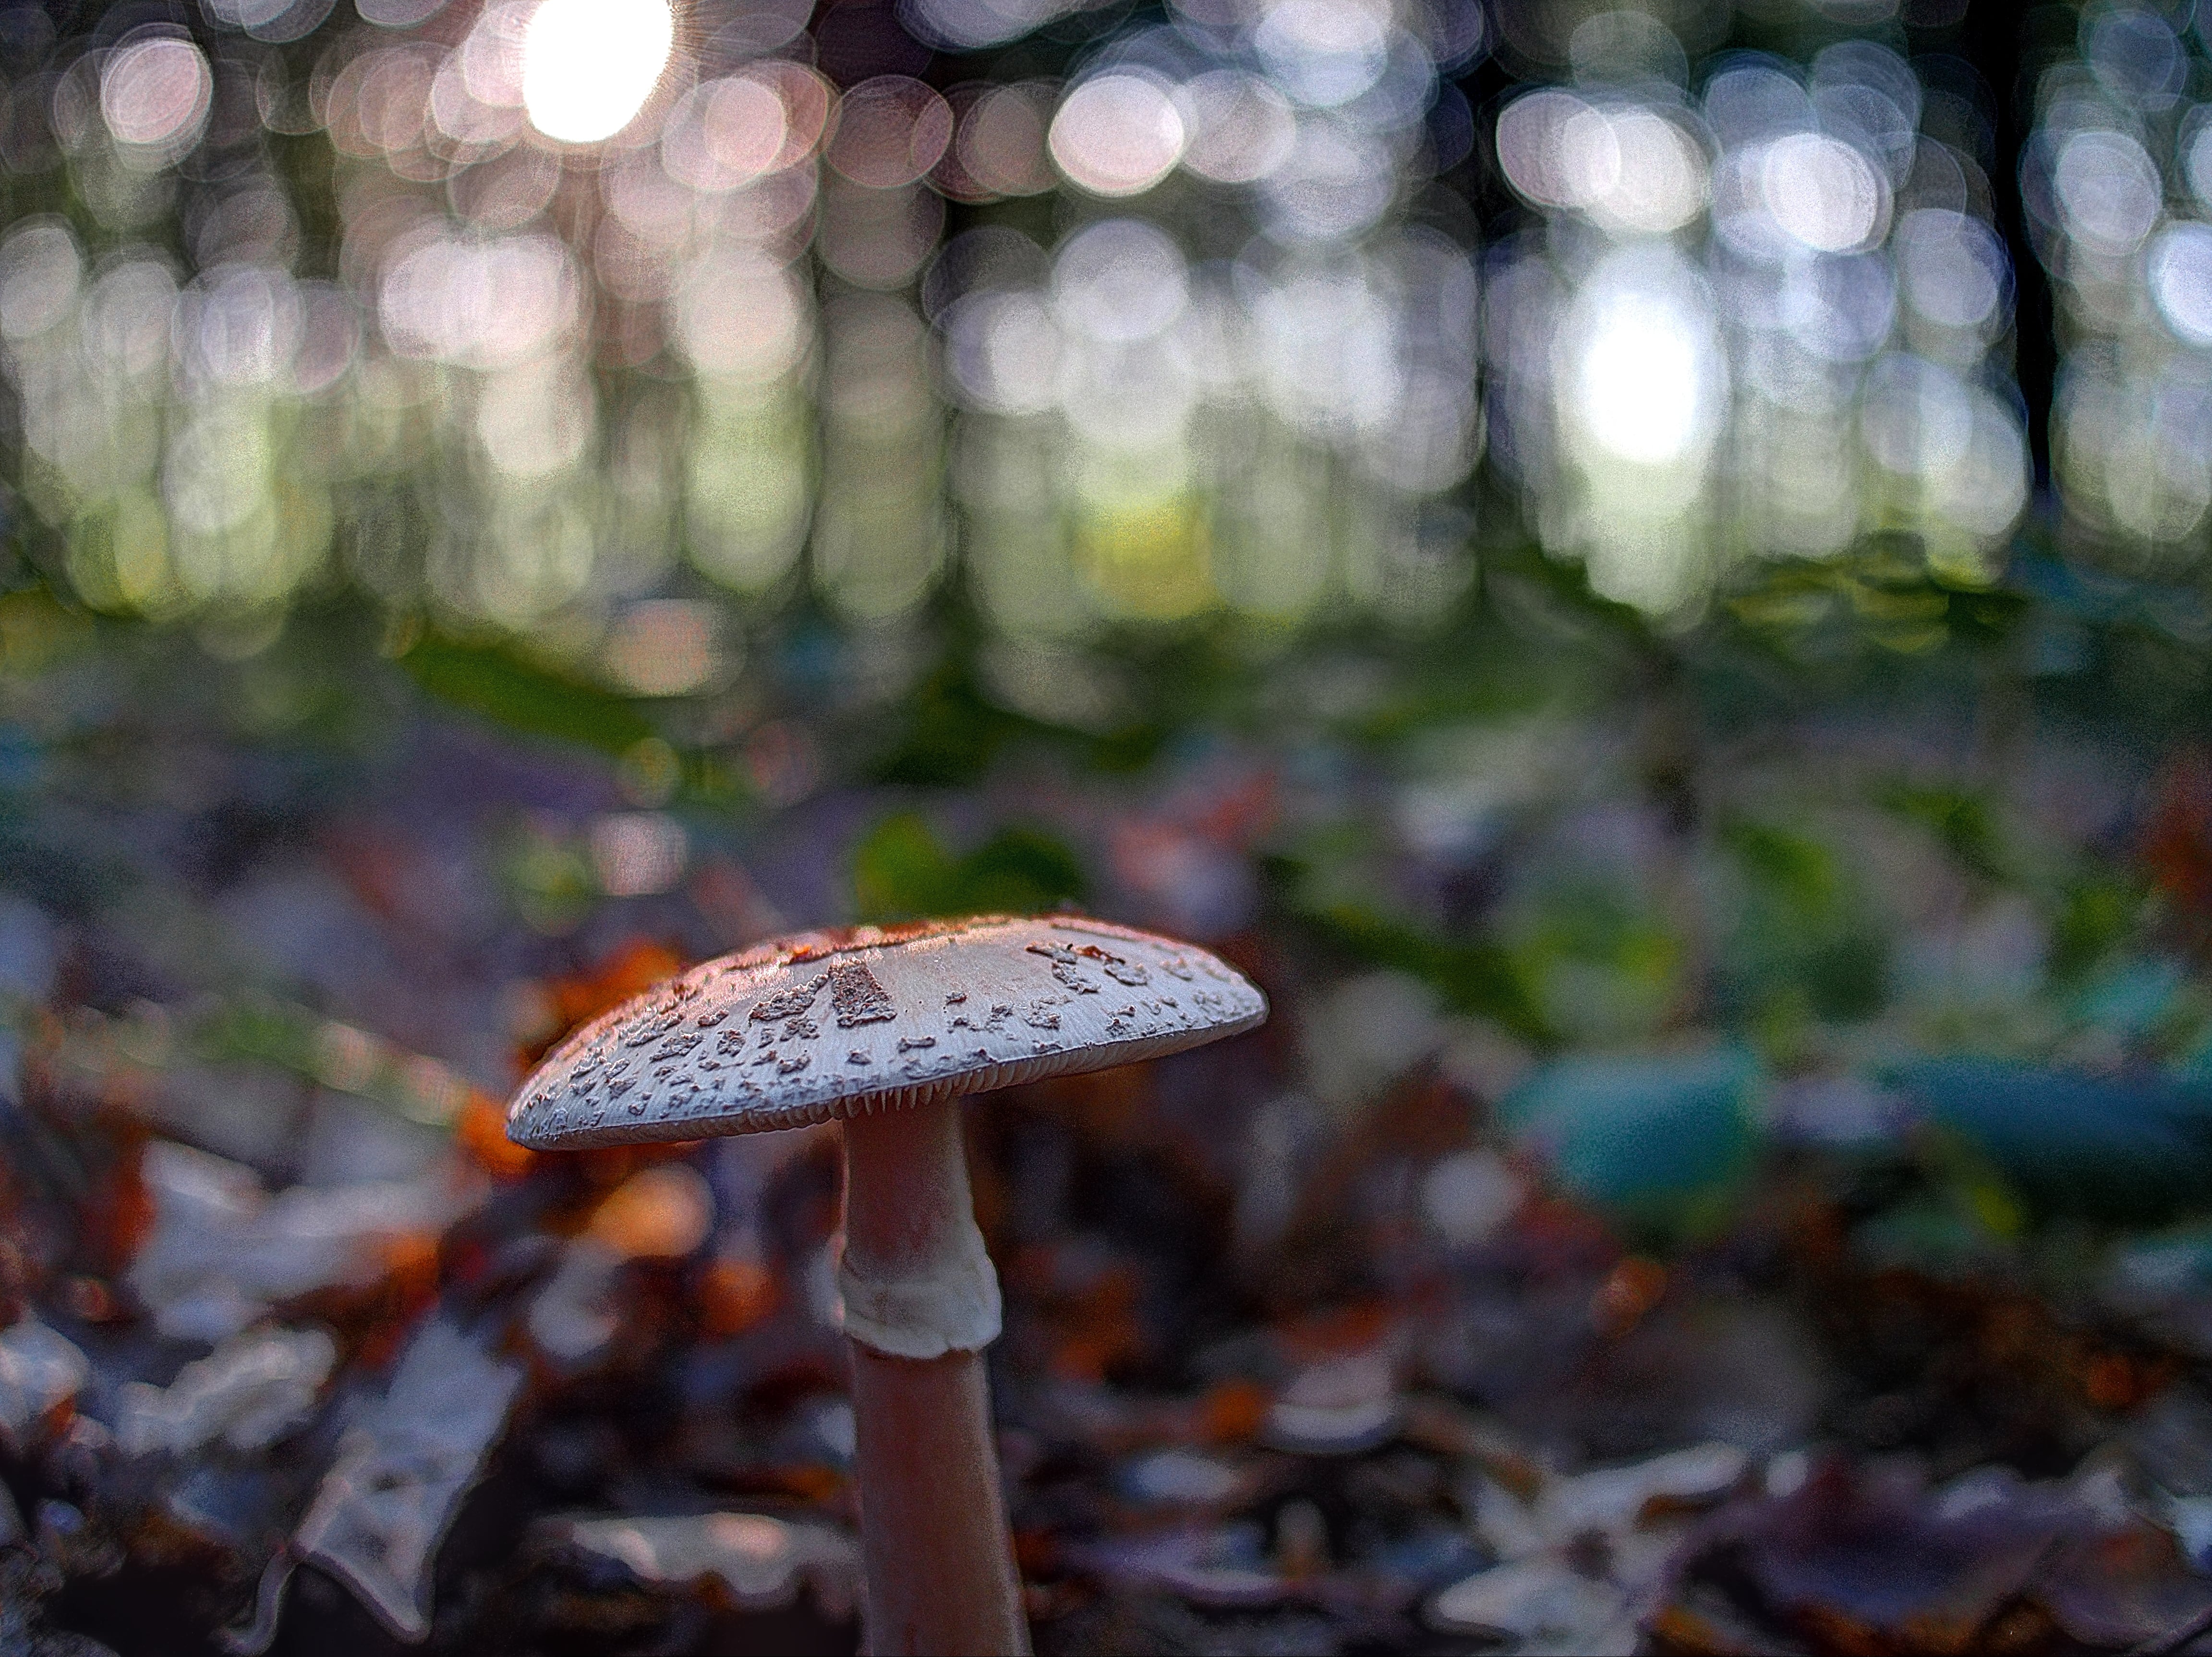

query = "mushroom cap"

[{"left": 506, "top": 915, "right": 1268, "bottom": 1150}]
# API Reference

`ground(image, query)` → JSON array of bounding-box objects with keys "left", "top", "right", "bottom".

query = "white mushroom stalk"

[
  {"left": 507, "top": 914, "right": 1267, "bottom": 1656},
  {"left": 841, "top": 1096, "right": 1026, "bottom": 1655},
  {"left": 837, "top": 1096, "right": 1002, "bottom": 1359}
]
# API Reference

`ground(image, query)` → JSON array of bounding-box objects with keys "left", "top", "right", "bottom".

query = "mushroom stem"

[{"left": 840, "top": 1097, "right": 1030, "bottom": 1657}]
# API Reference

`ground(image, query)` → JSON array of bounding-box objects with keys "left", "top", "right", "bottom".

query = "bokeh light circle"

[
  {"left": 1049, "top": 75, "right": 1185, "bottom": 197},
  {"left": 1761, "top": 133, "right": 1887, "bottom": 254},
  {"left": 2053, "top": 128, "right": 2162, "bottom": 256},
  {"left": 100, "top": 36, "right": 213, "bottom": 156},
  {"left": 2150, "top": 221, "right": 2212, "bottom": 348},
  {"left": 523, "top": 0, "right": 676, "bottom": 144}
]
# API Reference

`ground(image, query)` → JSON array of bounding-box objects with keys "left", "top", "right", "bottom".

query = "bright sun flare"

[
  {"left": 1575, "top": 290, "right": 1711, "bottom": 468},
  {"left": 522, "top": 0, "right": 676, "bottom": 144}
]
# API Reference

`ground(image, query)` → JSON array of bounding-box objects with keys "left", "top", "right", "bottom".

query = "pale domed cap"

[{"left": 507, "top": 915, "right": 1267, "bottom": 1151}]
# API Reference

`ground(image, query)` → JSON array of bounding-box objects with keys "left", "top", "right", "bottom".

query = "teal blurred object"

[
  {"left": 1892, "top": 1059, "right": 2212, "bottom": 1223},
  {"left": 1498, "top": 1048, "right": 1763, "bottom": 1231},
  {"left": 2067, "top": 956, "right": 2188, "bottom": 1042}
]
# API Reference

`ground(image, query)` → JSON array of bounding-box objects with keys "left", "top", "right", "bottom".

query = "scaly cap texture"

[{"left": 507, "top": 915, "right": 1267, "bottom": 1151}]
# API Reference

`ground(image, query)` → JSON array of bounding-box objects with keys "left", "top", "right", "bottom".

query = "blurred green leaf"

[
  {"left": 401, "top": 634, "right": 655, "bottom": 755},
  {"left": 1286, "top": 894, "right": 1551, "bottom": 1045},
  {"left": 850, "top": 812, "right": 1086, "bottom": 923},
  {"left": 196, "top": 997, "right": 316, "bottom": 1071},
  {"left": 851, "top": 814, "right": 949, "bottom": 920},
  {"left": 500, "top": 826, "right": 597, "bottom": 934},
  {"left": 959, "top": 827, "right": 1089, "bottom": 914},
  {"left": 1716, "top": 819, "right": 1887, "bottom": 1024},
  {"left": 1722, "top": 820, "right": 1839, "bottom": 912},
  {"left": 2051, "top": 873, "right": 2146, "bottom": 984},
  {"left": 1511, "top": 879, "right": 1686, "bottom": 1046},
  {"left": 872, "top": 663, "right": 1026, "bottom": 788},
  {"left": 1879, "top": 783, "right": 2005, "bottom": 882}
]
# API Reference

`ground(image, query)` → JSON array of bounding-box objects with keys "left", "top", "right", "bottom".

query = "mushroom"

[{"left": 507, "top": 914, "right": 1267, "bottom": 1655}]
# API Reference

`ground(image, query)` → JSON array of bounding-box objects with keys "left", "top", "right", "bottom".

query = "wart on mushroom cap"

[{"left": 507, "top": 914, "right": 1267, "bottom": 1151}]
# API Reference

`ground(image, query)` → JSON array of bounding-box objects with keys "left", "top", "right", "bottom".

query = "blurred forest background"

[{"left": 12, "top": 0, "right": 2212, "bottom": 1651}]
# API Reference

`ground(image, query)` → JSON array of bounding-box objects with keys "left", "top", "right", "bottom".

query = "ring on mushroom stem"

[{"left": 507, "top": 913, "right": 1267, "bottom": 1656}]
